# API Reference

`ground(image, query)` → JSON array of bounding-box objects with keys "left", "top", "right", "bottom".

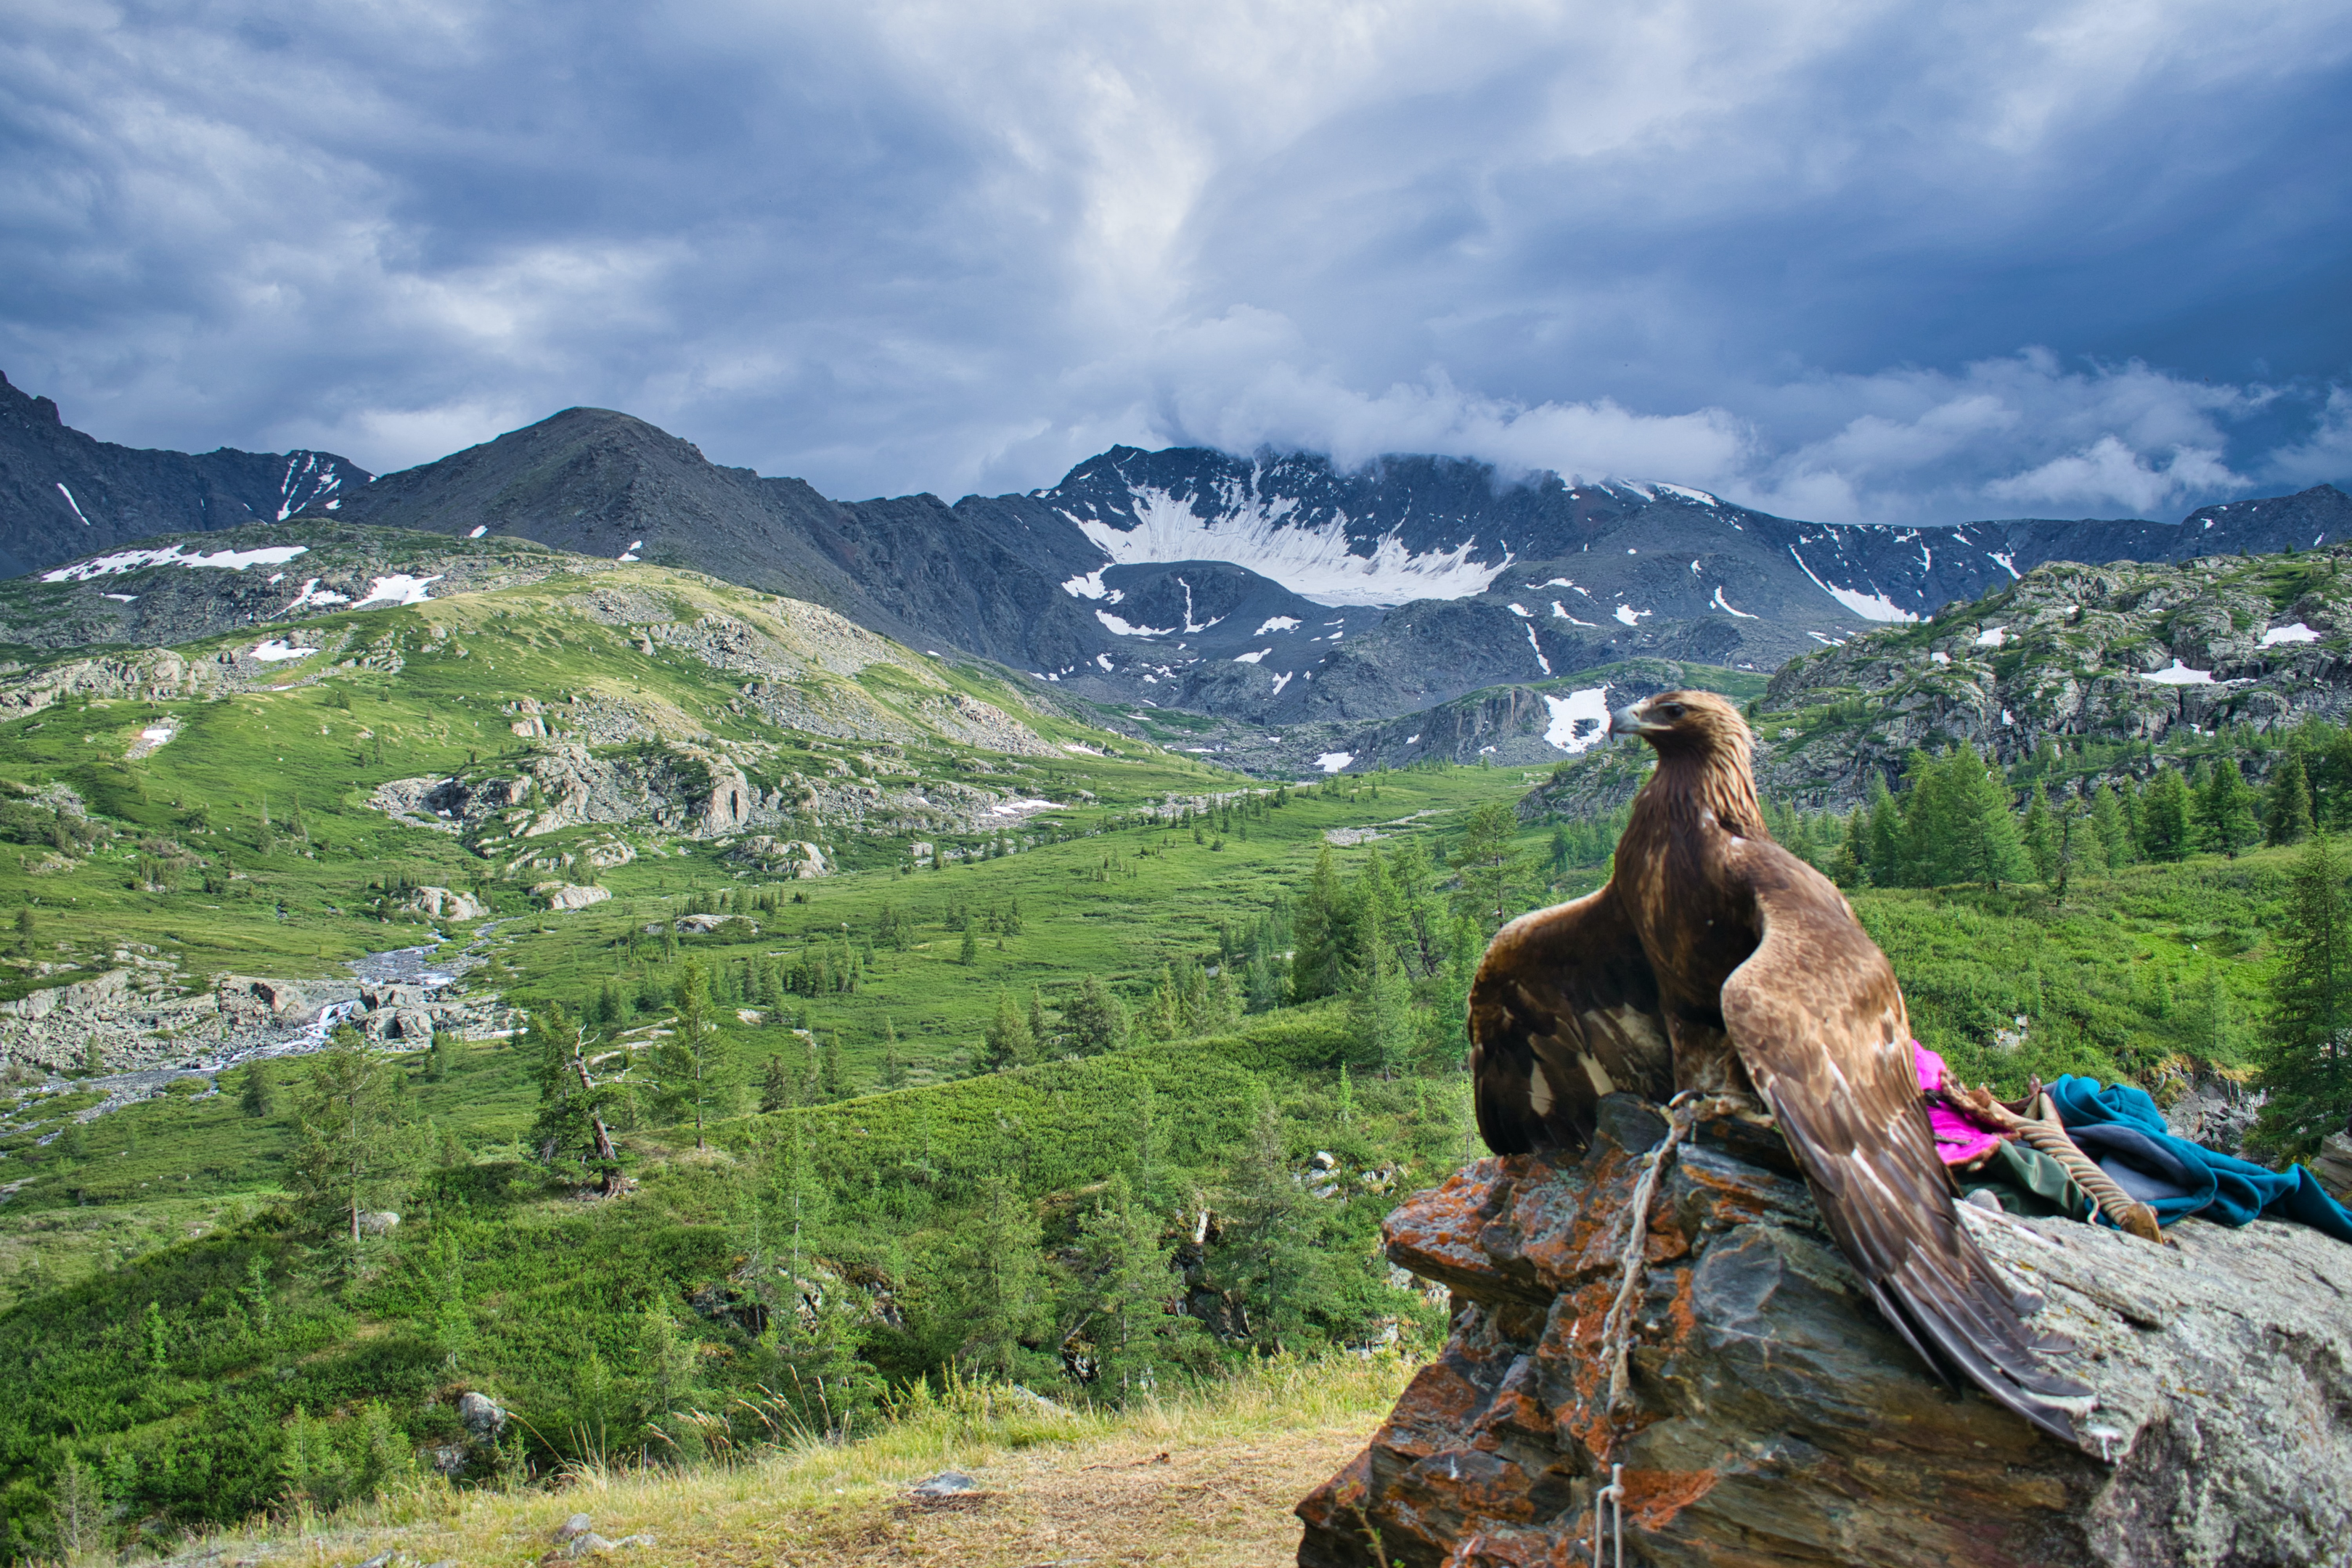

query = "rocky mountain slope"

[
  {"left": 0, "top": 372, "right": 368, "bottom": 579},
  {"left": 9, "top": 369, "right": 2347, "bottom": 752},
  {"left": 1743, "top": 545, "right": 2352, "bottom": 806},
  {"left": 1518, "top": 542, "right": 2352, "bottom": 816}
]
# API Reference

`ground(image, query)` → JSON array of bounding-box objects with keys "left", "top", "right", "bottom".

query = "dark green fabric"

[{"left": 1959, "top": 1138, "right": 2095, "bottom": 1222}]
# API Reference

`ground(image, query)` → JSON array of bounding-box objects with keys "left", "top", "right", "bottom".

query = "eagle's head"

[{"left": 1609, "top": 690, "right": 1752, "bottom": 760}]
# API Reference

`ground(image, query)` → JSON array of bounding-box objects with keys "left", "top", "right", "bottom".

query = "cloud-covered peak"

[{"left": 1, "top": 0, "right": 2345, "bottom": 523}]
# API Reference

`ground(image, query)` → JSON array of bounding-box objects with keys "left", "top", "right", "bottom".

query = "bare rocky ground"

[{"left": 0, "top": 927, "right": 511, "bottom": 1133}]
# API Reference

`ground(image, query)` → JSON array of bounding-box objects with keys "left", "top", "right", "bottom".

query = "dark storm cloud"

[{"left": 1, "top": 0, "right": 2348, "bottom": 523}]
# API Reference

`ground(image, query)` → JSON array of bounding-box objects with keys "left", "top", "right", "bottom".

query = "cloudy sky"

[{"left": 5, "top": 0, "right": 2350, "bottom": 523}]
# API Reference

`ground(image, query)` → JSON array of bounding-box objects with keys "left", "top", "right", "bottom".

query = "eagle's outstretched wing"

[
  {"left": 1718, "top": 840, "right": 2095, "bottom": 1446},
  {"left": 1469, "top": 883, "right": 1674, "bottom": 1155}
]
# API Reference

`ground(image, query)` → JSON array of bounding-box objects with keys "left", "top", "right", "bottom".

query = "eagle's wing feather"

[
  {"left": 1718, "top": 840, "right": 2093, "bottom": 1447},
  {"left": 1469, "top": 883, "right": 1673, "bottom": 1154}
]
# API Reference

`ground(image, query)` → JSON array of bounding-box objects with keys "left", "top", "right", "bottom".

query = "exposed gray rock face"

[
  {"left": 1298, "top": 1099, "right": 2352, "bottom": 1568},
  {"left": 404, "top": 886, "right": 488, "bottom": 922},
  {"left": 0, "top": 370, "right": 369, "bottom": 581},
  {"left": 0, "top": 518, "right": 584, "bottom": 656},
  {"left": 1752, "top": 549, "right": 2352, "bottom": 807},
  {"left": 725, "top": 836, "right": 828, "bottom": 877},
  {"left": 458, "top": 1390, "right": 506, "bottom": 1440},
  {"left": 535, "top": 882, "right": 611, "bottom": 911},
  {"left": 2159, "top": 1074, "right": 2267, "bottom": 1158}
]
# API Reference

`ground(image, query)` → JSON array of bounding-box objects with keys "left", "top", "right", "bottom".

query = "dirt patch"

[{"left": 693, "top": 1425, "right": 1365, "bottom": 1567}]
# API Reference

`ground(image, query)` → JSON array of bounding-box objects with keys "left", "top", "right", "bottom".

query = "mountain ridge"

[{"left": 7, "top": 371, "right": 2348, "bottom": 752}]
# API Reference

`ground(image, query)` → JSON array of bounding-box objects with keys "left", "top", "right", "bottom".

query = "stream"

[{"left": 14, "top": 920, "right": 512, "bottom": 1132}]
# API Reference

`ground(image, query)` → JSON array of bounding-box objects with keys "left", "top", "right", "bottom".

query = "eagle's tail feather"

[{"left": 1867, "top": 1267, "right": 2096, "bottom": 1447}]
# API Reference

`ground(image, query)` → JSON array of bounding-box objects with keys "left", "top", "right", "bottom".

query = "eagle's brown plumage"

[{"left": 1469, "top": 689, "right": 2094, "bottom": 1446}]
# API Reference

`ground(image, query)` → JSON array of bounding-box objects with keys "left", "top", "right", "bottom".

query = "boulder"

[
  {"left": 726, "top": 835, "right": 829, "bottom": 878},
  {"left": 1297, "top": 1095, "right": 2352, "bottom": 1568},
  {"left": 533, "top": 881, "right": 611, "bottom": 911},
  {"left": 458, "top": 1389, "right": 506, "bottom": 1440},
  {"left": 356, "top": 1211, "right": 400, "bottom": 1236},
  {"left": 2316, "top": 1131, "right": 2352, "bottom": 1203},
  {"left": 674, "top": 912, "right": 756, "bottom": 934},
  {"left": 405, "top": 885, "right": 488, "bottom": 921}
]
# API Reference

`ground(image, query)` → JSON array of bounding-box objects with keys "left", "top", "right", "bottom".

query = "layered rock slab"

[{"left": 1298, "top": 1098, "right": 2352, "bottom": 1568}]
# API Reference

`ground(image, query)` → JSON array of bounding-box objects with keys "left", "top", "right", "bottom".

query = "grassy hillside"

[{"left": 0, "top": 530, "right": 2336, "bottom": 1565}]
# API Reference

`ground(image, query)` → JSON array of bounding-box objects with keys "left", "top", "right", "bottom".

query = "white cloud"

[{"left": 0, "top": 0, "right": 2346, "bottom": 513}]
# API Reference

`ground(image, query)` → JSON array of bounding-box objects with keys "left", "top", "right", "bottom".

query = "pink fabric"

[{"left": 1914, "top": 1041, "right": 2006, "bottom": 1166}]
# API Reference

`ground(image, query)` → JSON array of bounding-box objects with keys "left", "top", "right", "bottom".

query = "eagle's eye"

[{"left": 1660, "top": 703, "right": 1686, "bottom": 719}]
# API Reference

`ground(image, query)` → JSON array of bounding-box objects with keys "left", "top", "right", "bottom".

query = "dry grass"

[{"left": 150, "top": 1355, "right": 1410, "bottom": 1568}]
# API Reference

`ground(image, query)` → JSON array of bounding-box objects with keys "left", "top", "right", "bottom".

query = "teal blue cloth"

[{"left": 2046, "top": 1075, "right": 2352, "bottom": 1245}]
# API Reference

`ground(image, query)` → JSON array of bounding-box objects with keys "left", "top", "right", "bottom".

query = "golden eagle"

[{"left": 1469, "top": 689, "right": 2093, "bottom": 1445}]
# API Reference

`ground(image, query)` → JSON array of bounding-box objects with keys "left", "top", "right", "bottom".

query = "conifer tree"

[
  {"left": 881, "top": 1016, "right": 907, "bottom": 1089},
  {"left": 2022, "top": 784, "right": 2056, "bottom": 883},
  {"left": 759, "top": 1053, "right": 796, "bottom": 1114},
  {"left": 2139, "top": 767, "right": 2194, "bottom": 862},
  {"left": 1289, "top": 846, "right": 1348, "bottom": 1003},
  {"left": 1141, "top": 965, "right": 1183, "bottom": 1042},
  {"left": 958, "top": 926, "right": 979, "bottom": 965},
  {"left": 239, "top": 1061, "right": 275, "bottom": 1119},
  {"left": 1865, "top": 772, "right": 1906, "bottom": 886},
  {"left": 2322, "top": 729, "right": 2352, "bottom": 830},
  {"left": 2192, "top": 958, "right": 2234, "bottom": 1060},
  {"left": 287, "top": 1033, "right": 420, "bottom": 1244},
  {"left": 2253, "top": 833, "right": 2352, "bottom": 1157},
  {"left": 1831, "top": 807, "right": 1870, "bottom": 888},
  {"left": 953, "top": 1173, "right": 1049, "bottom": 1379},
  {"left": 1924, "top": 748, "right": 2030, "bottom": 886},
  {"left": 2088, "top": 781, "right": 2126, "bottom": 870},
  {"left": 980, "top": 990, "right": 1032, "bottom": 1071},
  {"left": 2266, "top": 749, "right": 2315, "bottom": 846},
  {"left": 1064, "top": 974, "right": 1128, "bottom": 1055},
  {"left": 2197, "top": 757, "right": 2260, "bottom": 857},
  {"left": 820, "top": 1031, "right": 847, "bottom": 1101},
  {"left": 654, "top": 962, "right": 730, "bottom": 1148},
  {"left": 1219, "top": 1090, "right": 1320, "bottom": 1353},
  {"left": 529, "top": 1003, "right": 633, "bottom": 1194},
  {"left": 1450, "top": 801, "right": 1535, "bottom": 934},
  {"left": 1071, "top": 1173, "right": 1188, "bottom": 1393},
  {"left": 1347, "top": 932, "right": 1416, "bottom": 1078}
]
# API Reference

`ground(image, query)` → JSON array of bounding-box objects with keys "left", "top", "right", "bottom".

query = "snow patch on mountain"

[
  {"left": 1543, "top": 687, "right": 1613, "bottom": 752},
  {"left": 43, "top": 542, "right": 310, "bottom": 581},
  {"left": 1074, "top": 484, "right": 1509, "bottom": 607},
  {"left": 1095, "top": 609, "right": 1172, "bottom": 638},
  {"left": 1254, "top": 616, "right": 1300, "bottom": 635},
  {"left": 1786, "top": 546, "right": 1919, "bottom": 623},
  {"left": 352, "top": 573, "right": 441, "bottom": 608}
]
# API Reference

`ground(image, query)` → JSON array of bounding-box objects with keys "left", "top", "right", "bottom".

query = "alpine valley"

[{"left": 5, "top": 368, "right": 2352, "bottom": 1567}]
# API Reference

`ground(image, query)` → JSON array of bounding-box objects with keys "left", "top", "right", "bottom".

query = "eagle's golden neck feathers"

[{"left": 1617, "top": 690, "right": 1769, "bottom": 839}]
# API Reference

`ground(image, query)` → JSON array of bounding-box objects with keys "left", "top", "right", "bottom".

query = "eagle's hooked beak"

[{"left": 1609, "top": 701, "right": 1657, "bottom": 738}]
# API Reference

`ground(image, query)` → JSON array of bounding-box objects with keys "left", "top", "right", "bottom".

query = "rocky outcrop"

[
  {"left": 404, "top": 886, "right": 488, "bottom": 922},
  {"left": 1744, "top": 550, "right": 2352, "bottom": 807},
  {"left": 1297, "top": 1096, "right": 2352, "bottom": 1568},
  {"left": 725, "top": 836, "right": 828, "bottom": 878},
  {"left": 534, "top": 882, "right": 611, "bottom": 911}
]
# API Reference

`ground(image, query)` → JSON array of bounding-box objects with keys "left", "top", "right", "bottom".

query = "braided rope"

[{"left": 1943, "top": 1081, "right": 2164, "bottom": 1243}]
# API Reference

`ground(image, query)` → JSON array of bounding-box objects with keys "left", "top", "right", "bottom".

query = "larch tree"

[
  {"left": 287, "top": 1032, "right": 420, "bottom": 1244},
  {"left": 2254, "top": 833, "right": 2352, "bottom": 1158},
  {"left": 2266, "top": 749, "right": 2315, "bottom": 846},
  {"left": 654, "top": 962, "right": 730, "bottom": 1149},
  {"left": 2198, "top": 757, "right": 2261, "bottom": 857},
  {"left": 1450, "top": 801, "right": 1536, "bottom": 934}
]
